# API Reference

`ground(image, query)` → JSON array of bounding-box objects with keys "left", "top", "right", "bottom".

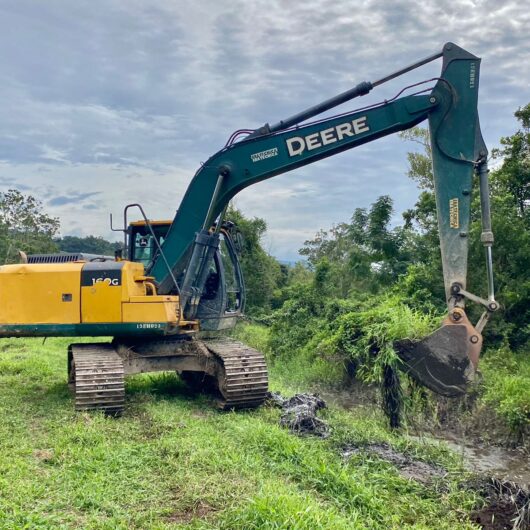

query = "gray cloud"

[
  {"left": 48, "top": 191, "right": 100, "bottom": 206},
  {"left": 0, "top": 176, "right": 32, "bottom": 191},
  {"left": 0, "top": 0, "right": 528, "bottom": 259}
]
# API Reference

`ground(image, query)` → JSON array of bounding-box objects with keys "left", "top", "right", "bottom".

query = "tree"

[
  {"left": 299, "top": 196, "right": 413, "bottom": 297},
  {"left": 491, "top": 103, "right": 530, "bottom": 221},
  {"left": 226, "top": 207, "right": 283, "bottom": 312},
  {"left": 0, "top": 189, "right": 59, "bottom": 263},
  {"left": 56, "top": 235, "right": 120, "bottom": 255},
  {"left": 397, "top": 128, "right": 444, "bottom": 309}
]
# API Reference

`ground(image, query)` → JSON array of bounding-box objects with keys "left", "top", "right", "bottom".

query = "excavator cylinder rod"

[
  {"left": 248, "top": 45, "right": 446, "bottom": 139},
  {"left": 371, "top": 49, "right": 443, "bottom": 87}
]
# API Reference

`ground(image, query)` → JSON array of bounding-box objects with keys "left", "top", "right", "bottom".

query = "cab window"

[{"left": 129, "top": 224, "right": 169, "bottom": 267}]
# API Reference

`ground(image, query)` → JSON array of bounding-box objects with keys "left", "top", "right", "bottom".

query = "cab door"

[{"left": 196, "top": 230, "right": 245, "bottom": 331}]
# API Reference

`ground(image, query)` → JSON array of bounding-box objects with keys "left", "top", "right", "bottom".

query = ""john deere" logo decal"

[{"left": 286, "top": 116, "right": 370, "bottom": 157}]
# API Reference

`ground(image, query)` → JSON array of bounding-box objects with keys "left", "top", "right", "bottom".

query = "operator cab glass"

[
  {"left": 128, "top": 222, "right": 170, "bottom": 268},
  {"left": 196, "top": 231, "right": 245, "bottom": 330},
  {"left": 219, "top": 233, "right": 243, "bottom": 313}
]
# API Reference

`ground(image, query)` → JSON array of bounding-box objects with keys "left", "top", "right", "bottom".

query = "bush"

[{"left": 480, "top": 346, "right": 530, "bottom": 436}]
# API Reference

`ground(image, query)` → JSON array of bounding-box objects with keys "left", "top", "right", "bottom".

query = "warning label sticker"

[{"left": 449, "top": 198, "right": 459, "bottom": 229}]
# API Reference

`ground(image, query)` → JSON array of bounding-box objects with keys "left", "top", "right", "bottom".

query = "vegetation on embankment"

[
  {"left": 231, "top": 104, "right": 530, "bottom": 444},
  {"left": 479, "top": 347, "right": 530, "bottom": 444},
  {"left": 235, "top": 319, "right": 530, "bottom": 447},
  {"left": 0, "top": 337, "right": 487, "bottom": 529}
]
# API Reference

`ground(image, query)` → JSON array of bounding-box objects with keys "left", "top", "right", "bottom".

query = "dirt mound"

[
  {"left": 267, "top": 392, "right": 330, "bottom": 438},
  {"left": 468, "top": 477, "right": 530, "bottom": 530}
]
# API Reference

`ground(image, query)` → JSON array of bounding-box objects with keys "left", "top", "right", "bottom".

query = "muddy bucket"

[{"left": 396, "top": 308, "right": 482, "bottom": 397}]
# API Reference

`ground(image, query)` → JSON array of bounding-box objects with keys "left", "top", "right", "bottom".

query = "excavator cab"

[
  {"left": 128, "top": 220, "right": 172, "bottom": 268},
  {"left": 126, "top": 218, "right": 245, "bottom": 331}
]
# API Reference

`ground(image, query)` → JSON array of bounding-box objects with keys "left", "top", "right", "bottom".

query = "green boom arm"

[{"left": 150, "top": 43, "right": 489, "bottom": 316}]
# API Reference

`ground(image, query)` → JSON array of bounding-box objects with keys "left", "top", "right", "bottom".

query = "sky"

[{"left": 0, "top": 0, "right": 528, "bottom": 260}]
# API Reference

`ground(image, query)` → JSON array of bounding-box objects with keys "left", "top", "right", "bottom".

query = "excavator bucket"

[{"left": 396, "top": 309, "right": 482, "bottom": 397}]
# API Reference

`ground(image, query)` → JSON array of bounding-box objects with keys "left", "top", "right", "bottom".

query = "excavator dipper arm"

[{"left": 149, "top": 42, "right": 497, "bottom": 396}]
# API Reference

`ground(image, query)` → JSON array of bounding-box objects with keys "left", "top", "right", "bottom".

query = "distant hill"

[{"left": 55, "top": 235, "right": 120, "bottom": 256}]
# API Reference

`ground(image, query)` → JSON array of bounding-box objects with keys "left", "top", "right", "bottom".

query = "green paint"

[
  {"left": 428, "top": 45, "right": 486, "bottom": 299},
  {"left": 150, "top": 43, "right": 486, "bottom": 305},
  {"left": 0, "top": 322, "right": 172, "bottom": 338}
]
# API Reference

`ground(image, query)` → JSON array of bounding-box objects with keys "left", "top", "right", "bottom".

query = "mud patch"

[
  {"left": 342, "top": 443, "right": 446, "bottom": 485},
  {"left": 33, "top": 449, "right": 54, "bottom": 463},
  {"left": 467, "top": 478, "right": 530, "bottom": 530},
  {"left": 267, "top": 392, "right": 330, "bottom": 438},
  {"left": 165, "top": 501, "right": 217, "bottom": 524},
  {"left": 439, "top": 436, "right": 530, "bottom": 486}
]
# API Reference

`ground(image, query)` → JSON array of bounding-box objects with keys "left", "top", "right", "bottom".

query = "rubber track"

[
  {"left": 70, "top": 344, "right": 125, "bottom": 415},
  {"left": 204, "top": 338, "right": 269, "bottom": 409}
]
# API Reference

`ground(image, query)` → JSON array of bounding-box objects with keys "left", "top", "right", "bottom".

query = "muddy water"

[
  {"left": 434, "top": 435, "right": 530, "bottom": 487},
  {"left": 321, "top": 387, "right": 530, "bottom": 487}
]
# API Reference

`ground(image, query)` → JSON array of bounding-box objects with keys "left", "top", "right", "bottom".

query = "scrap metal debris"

[{"left": 266, "top": 392, "right": 330, "bottom": 438}]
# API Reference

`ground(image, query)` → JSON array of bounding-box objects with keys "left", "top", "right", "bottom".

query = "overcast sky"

[{"left": 0, "top": 1, "right": 528, "bottom": 260}]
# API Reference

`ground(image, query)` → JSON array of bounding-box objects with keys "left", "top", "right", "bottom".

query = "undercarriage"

[{"left": 67, "top": 336, "right": 269, "bottom": 414}]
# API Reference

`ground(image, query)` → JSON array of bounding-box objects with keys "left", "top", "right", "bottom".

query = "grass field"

[{"left": 0, "top": 337, "right": 486, "bottom": 529}]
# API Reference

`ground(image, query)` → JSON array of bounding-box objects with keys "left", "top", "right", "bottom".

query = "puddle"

[
  {"left": 411, "top": 434, "right": 530, "bottom": 487},
  {"left": 321, "top": 383, "right": 530, "bottom": 487}
]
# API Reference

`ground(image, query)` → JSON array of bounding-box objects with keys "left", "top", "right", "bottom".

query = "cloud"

[
  {"left": 47, "top": 191, "right": 101, "bottom": 207},
  {"left": 0, "top": 176, "right": 32, "bottom": 191},
  {"left": 0, "top": 0, "right": 528, "bottom": 259}
]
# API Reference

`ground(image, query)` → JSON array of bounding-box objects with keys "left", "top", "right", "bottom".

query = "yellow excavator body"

[{"left": 0, "top": 260, "right": 183, "bottom": 333}]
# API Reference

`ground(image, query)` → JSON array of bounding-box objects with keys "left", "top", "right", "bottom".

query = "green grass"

[
  {"left": 0, "top": 337, "right": 483, "bottom": 529},
  {"left": 233, "top": 322, "right": 345, "bottom": 392},
  {"left": 480, "top": 346, "right": 530, "bottom": 437}
]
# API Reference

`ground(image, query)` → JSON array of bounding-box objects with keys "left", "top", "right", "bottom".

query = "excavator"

[{"left": 0, "top": 42, "right": 499, "bottom": 414}]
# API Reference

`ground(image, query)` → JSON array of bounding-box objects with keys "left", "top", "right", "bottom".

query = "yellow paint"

[
  {"left": 129, "top": 219, "right": 172, "bottom": 226},
  {"left": 122, "top": 295, "right": 179, "bottom": 323},
  {"left": 0, "top": 263, "right": 82, "bottom": 324},
  {"left": 0, "top": 259, "right": 185, "bottom": 330},
  {"left": 81, "top": 282, "right": 123, "bottom": 322},
  {"left": 121, "top": 261, "right": 148, "bottom": 299}
]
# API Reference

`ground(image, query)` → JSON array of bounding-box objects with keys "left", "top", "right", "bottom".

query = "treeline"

[{"left": 0, "top": 191, "right": 120, "bottom": 262}]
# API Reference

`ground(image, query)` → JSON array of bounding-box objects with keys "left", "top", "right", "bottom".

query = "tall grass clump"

[
  {"left": 480, "top": 345, "right": 530, "bottom": 442},
  {"left": 315, "top": 296, "right": 439, "bottom": 427},
  {"left": 243, "top": 291, "right": 440, "bottom": 427}
]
